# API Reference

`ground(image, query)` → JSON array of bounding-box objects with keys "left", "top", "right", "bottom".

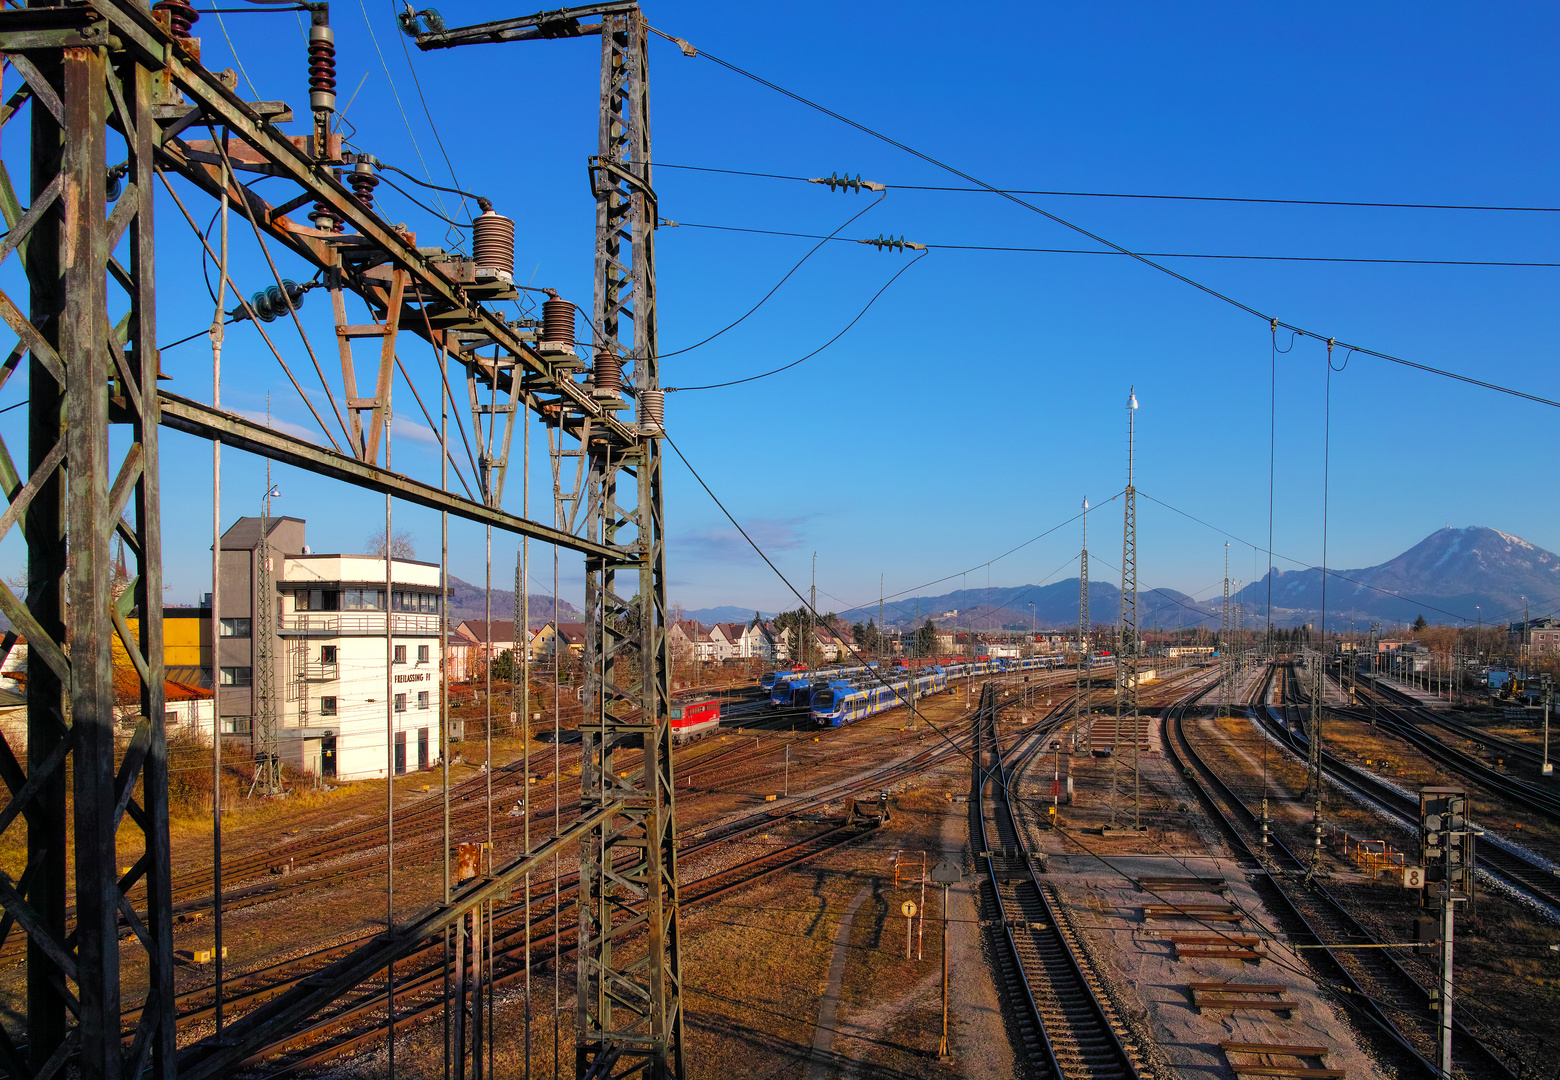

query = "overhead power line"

[
  {"left": 652, "top": 32, "right": 1560, "bottom": 411},
  {"left": 648, "top": 161, "right": 1560, "bottom": 213},
  {"left": 661, "top": 219, "right": 1560, "bottom": 269}
]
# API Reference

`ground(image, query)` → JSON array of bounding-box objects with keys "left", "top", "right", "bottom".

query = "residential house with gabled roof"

[
  {"left": 531, "top": 621, "right": 587, "bottom": 662},
  {"left": 449, "top": 619, "right": 529, "bottom": 683}
]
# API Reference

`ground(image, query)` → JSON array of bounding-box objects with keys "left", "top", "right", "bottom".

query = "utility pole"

[
  {"left": 1543, "top": 674, "right": 1553, "bottom": 777},
  {"left": 1220, "top": 542, "right": 1231, "bottom": 717},
  {"left": 1112, "top": 389, "right": 1141, "bottom": 828}
]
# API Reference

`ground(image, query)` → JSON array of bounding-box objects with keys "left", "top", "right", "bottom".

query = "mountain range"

[
  {"left": 829, "top": 527, "right": 1559, "bottom": 633},
  {"left": 1233, "top": 526, "right": 1559, "bottom": 629},
  {"left": 445, "top": 575, "right": 580, "bottom": 629}
]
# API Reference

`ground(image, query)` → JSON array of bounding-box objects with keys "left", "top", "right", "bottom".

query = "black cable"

[
  {"left": 376, "top": 160, "right": 483, "bottom": 205},
  {"left": 666, "top": 249, "right": 927, "bottom": 391},
  {"left": 376, "top": 172, "right": 471, "bottom": 228},
  {"left": 0, "top": 398, "right": 26, "bottom": 416},
  {"left": 665, "top": 41, "right": 1560, "bottom": 411},
  {"left": 665, "top": 219, "right": 1560, "bottom": 268},
  {"left": 160, "top": 318, "right": 237, "bottom": 352},
  {"left": 388, "top": 0, "right": 473, "bottom": 227},
  {"left": 655, "top": 189, "right": 886, "bottom": 361},
  {"left": 647, "top": 161, "right": 1560, "bottom": 213}
]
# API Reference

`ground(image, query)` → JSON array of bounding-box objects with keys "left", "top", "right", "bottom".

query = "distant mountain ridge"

[
  {"left": 835, "top": 582, "right": 1213, "bottom": 632},
  {"left": 446, "top": 575, "right": 579, "bottom": 629},
  {"left": 1234, "top": 526, "right": 1560, "bottom": 629}
]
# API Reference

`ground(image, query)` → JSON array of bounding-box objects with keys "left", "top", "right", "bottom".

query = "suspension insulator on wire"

[
  {"left": 249, "top": 280, "right": 307, "bottom": 323},
  {"left": 153, "top": 0, "right": 198, "bottom": 38}
]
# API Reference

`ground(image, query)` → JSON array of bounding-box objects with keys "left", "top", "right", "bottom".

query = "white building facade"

[{"left": 276, "top": 553, "right": 445, "bottom": 782}]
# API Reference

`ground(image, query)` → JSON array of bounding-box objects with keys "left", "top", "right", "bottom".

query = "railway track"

[
  {"left": 161, "top": 698, "right": 1003, "bottom": 1073},
  {"left": 972, "top": 683, "right": 1152, "bottom": 1080},
  {"left": 1272, "top": 666, "right": 1560, "bottom": 914},
  {"left": 1171, "top": 665, "right": 1520, "bottom": 1079}
]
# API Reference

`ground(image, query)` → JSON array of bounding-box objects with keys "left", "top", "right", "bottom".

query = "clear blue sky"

[{"left": 2, "top": 2, "right": 1554, "bottom": 620}]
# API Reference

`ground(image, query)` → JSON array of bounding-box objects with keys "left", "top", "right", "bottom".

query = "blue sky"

[{"left": 2, "top": 2, "right": 1554, "bottom": 621}]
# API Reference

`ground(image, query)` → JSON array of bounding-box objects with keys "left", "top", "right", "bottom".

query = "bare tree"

[{"left": 365, "top": 528, "right": 417, "bottom": 559}]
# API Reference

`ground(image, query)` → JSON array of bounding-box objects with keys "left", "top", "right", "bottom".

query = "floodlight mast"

[{"left": 421, "top": 6, "right": 683, "bottom": 1078}]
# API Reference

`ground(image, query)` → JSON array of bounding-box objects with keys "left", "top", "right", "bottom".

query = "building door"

[
  {"left": 321, "top": 734, "right": 337, "bottom": 780},
  {"left": 394, "top": 731, "right": 407, "bottom": 776},
  {"left": 417, "top": 727, "right": 430, "bottom": 770}
]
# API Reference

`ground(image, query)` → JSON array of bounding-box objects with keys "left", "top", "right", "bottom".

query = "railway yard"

[{"left": 1, "top": 656, "right": 1549, "bottom": 1079}]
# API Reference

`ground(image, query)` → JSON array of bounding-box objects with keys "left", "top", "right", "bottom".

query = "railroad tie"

[{"left": 1220, "top": 1041, "right": 1342, "bottom": 1079}]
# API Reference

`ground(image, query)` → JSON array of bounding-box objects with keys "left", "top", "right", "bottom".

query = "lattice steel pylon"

[
  {"left": 251, "top": 480, "right": 282, "bottom": 796},
  {"left": 418, "top": 8, "right": 682, "bottom": 1075},
  {"left": 1077, "top": 496, "right": 1090, "bottom": 738},
  {"left": 1219, "top": 541, "right": 1232, "bottom": 717},
  {"left": 0, "top": 13, "right": 175, "bottom": 1074},
  {"left": 1121, "top": 388, "right": 1140, "bottom": 827}
]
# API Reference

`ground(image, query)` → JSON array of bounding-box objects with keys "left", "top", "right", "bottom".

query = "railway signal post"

[{"left": 930, "top": 858, "right": 962, "bottom": 1063}]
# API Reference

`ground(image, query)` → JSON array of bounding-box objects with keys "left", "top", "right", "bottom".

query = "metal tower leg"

[
  {"left": 0, "top": 28, "right": 175, "bottom": 1076},
  {"left": 576, "top": 11, "right": 683, "bottom": 1078}
]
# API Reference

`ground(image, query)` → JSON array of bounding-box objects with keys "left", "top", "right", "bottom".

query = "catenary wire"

[
  {"left": 653, "top": 34, "right": 1560, "bottom": 411},
  {"left": 646, "top": 161, "right": 1560, "bottom": 213},
  {"left": 663, "top": 219, "right": 1560, "bottom": 269},
  {"left": 666, "top": 249, "right": 927, "bottom": 391},
  {"left": 658, "top": 430, "right": 1439, "bottom": 1038},
  {"left": 654, "top": 188, "right": 886, "bottom": 361}
]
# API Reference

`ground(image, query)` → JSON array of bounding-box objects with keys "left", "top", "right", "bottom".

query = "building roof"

[
  {"left": 552, "top": 622, "right": 587, "bottom": 645},
  {"left": 219, "top": 515, "right": 305, "bottom": 551},
  {"left": 455, "top": 619, "right": 527, "bottom": 645}
]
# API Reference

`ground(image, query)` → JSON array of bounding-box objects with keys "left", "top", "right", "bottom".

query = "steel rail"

[
  {"left": 973, "top": 683, "right": 1149, "bottom": 1080},
  {"left": 1170, "top": 666, "right": 1517, "bottom": 1080}
]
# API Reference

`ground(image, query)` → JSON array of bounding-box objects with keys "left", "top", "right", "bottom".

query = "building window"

[
  {"left": 320, "top": 696, "right": 337, "bottom": 716},
  {"left": 393, "top": 645, "right": 407, "bottom": 665},
  {"left": 341, "top": 588, "right": 384, "bottom": 611},
  {"left": 220, "top": 716, "right": 250, "bottom": 734},
  {"left": 302, "top": 589, "right": 340, "bottom": 611},
  {"left": 394, "top": 693, "right": 407, "bottom": 713},
  {"left": 417, "top": 645, "right": 430, "bottom": 664},
  {"left": 321, "top": 645, "right": 337, "bottom": 664},
  {"left": 392, "top": 590, "right": 441, "bottom": 613},
  {"left": 219, "top": 666, "right": 252, "bottom": 687},
  {"left": 219, "top": 617, "right": 251, "bottom": 638},
  {"left": 417, "top": 690, "right": 429, "bottom": 710}
]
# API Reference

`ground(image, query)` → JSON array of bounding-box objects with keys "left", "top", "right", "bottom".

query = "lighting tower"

[
  {"left": 1078, "top": 497, "right": 1089, "bottom": 721},
  {"left": 251, "top": 480, "right": 283, "bottom": 796},
  {"left": 1220, "top": 542, "right": 1232, "bottom": 717},
  {"left": 1113, "top": 388, "right": 1141, "bottom": 828}
]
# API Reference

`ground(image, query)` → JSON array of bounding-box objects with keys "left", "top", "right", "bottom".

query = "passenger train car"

[{"left": 810, "top": 653, "right": 1073, "bottom": 726}]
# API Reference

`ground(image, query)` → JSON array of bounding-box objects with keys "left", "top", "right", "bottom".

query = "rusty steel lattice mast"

[
  {"left": 0, "top": 8, "right": 175, "bottom": 1077},
  {"left": 418, "top": 4, "right": 686, "bottom": 1078},
  {"left": 0, "top": 1, "right": 677, "bottom": 1077}
]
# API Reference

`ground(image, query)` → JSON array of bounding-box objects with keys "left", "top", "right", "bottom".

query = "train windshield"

[{"left": 814, "top": 692, "right": 836, "bottom": 709}]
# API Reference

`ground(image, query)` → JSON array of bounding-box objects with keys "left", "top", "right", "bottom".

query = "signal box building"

[{"left": 217, "top": 517, "right": 444, "bottom": 783}]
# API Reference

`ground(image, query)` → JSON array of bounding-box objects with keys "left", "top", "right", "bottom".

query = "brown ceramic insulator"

[
  {"left": 154, "top": 0, "right": 199, "bottom": 37},
  {"left": 593, "top": 351, "right": 623, "bottom": 393},
  {"left": 472, "top": 209, "right": 516, "bottom": 278},
  {"left": 540, "top": 297, "right": 576, "bottom": 348},
  {"left": 348, "top": 171, "right": 379, "bottom": 210}
]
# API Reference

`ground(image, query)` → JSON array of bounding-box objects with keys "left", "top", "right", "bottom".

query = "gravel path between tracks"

[{"left": 807, "top": 883, "right": 873, "bottom": 1079}]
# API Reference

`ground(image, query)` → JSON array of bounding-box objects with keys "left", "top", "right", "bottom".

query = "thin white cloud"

[{"left": 680, "top": 517, "right": 807, "bottom": 562}]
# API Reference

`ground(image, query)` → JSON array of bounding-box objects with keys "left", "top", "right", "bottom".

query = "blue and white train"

[{"left": 809, "top": 654, "right": 1073, "bottom": 726}]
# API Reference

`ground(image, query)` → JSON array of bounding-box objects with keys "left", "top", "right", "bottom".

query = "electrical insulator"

[
  {"left": 311, "top": 202, "right": 342, "bottom": 234},
  {"left": 593, "top": 350, "right": 623, "bottom": 397},
  {"left": 472, "top": 200, "right": 515, "bottom": 281},
  {"left": 860, "top": 234, "right": 927, "bottom": 253},
  {"left": 248, "top": 280, "right": 307, "bottom": 323},
  {"left": 540, "top": 295, "right": 575, "bottom": 352},
  {"left": 638, "top": 389, "right": 664, "bottom": 436},
  {"left": 153, "top": 0, "right": 199, "bottom": 38},
  {"left": 348, "top": 161, "right": 380, "bottom": 211},
  {"left": 308, "top": 17, "right": 337, "bottom": 114},
  {"left": 809, "top": 172, "right": 885, "bottom": 194}
]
